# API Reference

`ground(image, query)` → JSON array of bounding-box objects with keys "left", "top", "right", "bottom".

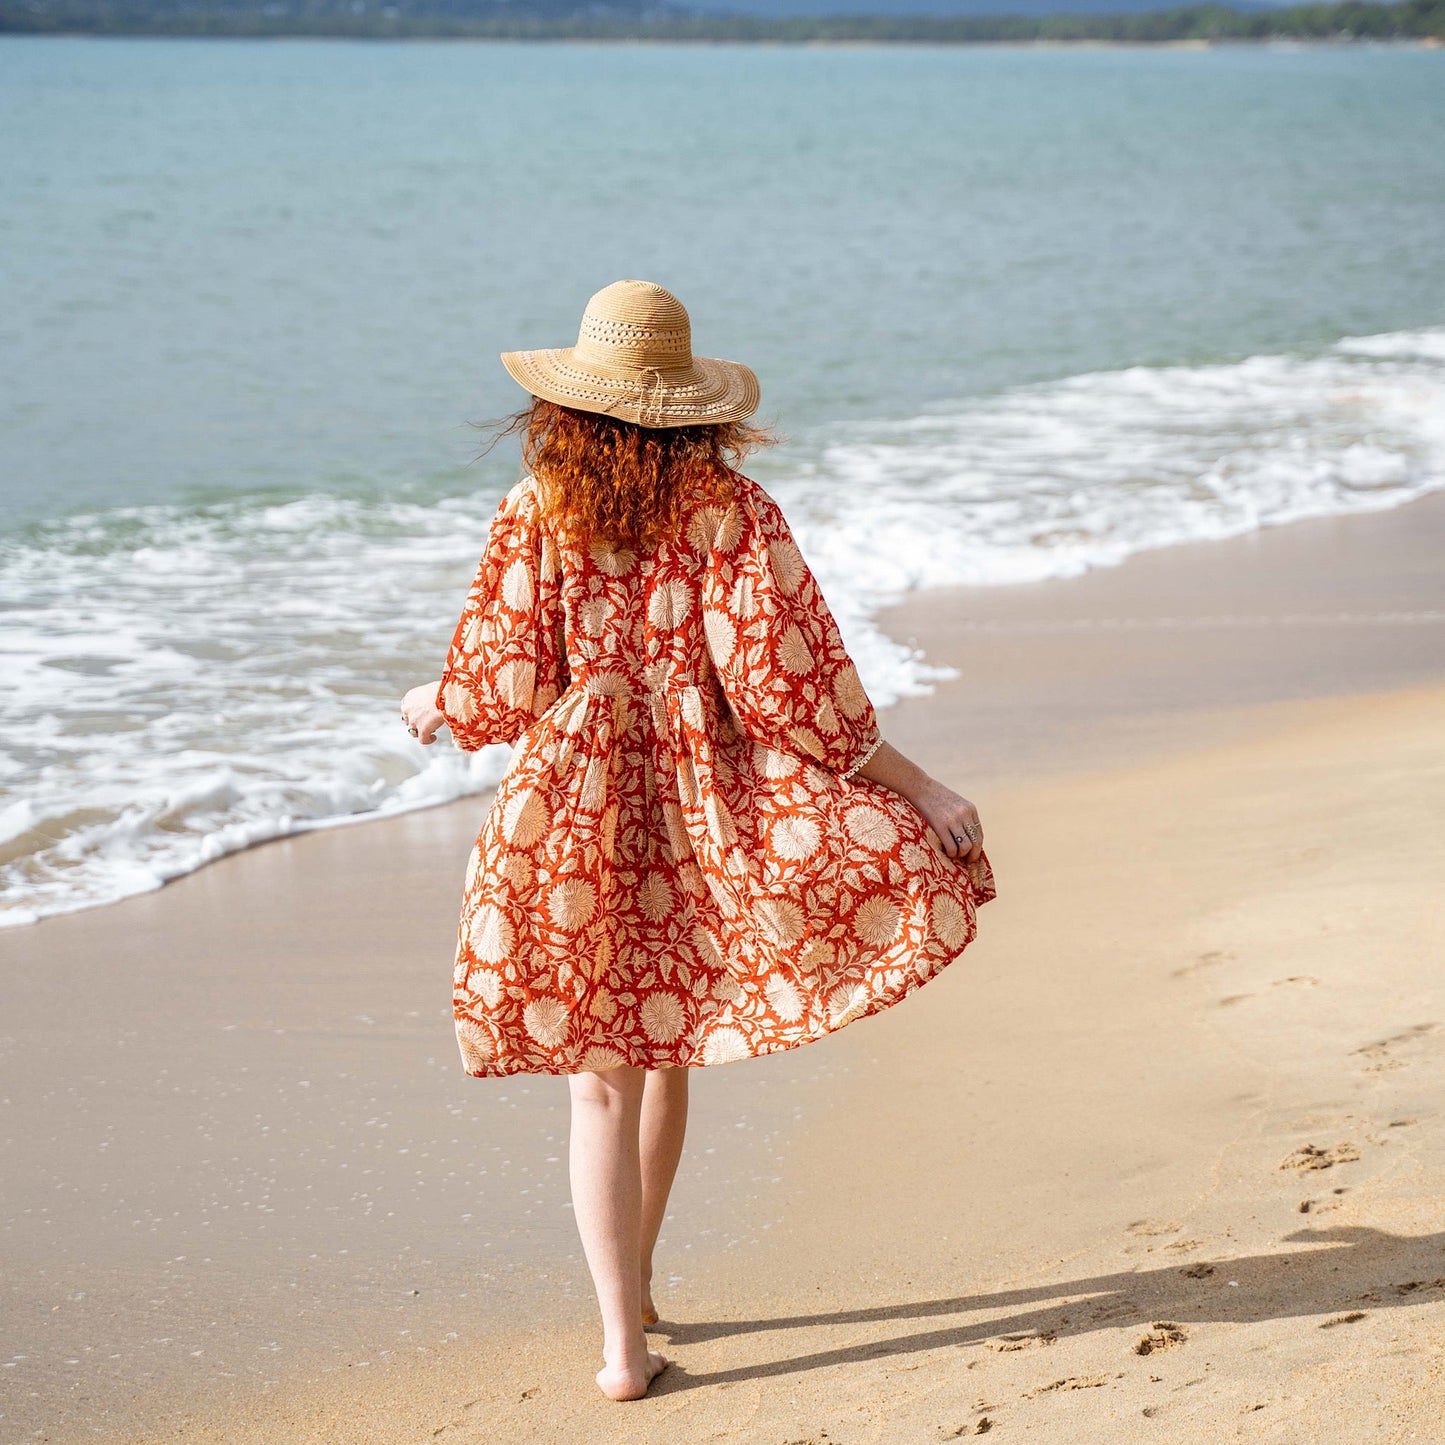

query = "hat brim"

[{"left": 500, "top": 347, "right": 760, "bottom": 429}]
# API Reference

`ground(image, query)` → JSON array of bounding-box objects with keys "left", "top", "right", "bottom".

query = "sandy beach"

[{"left": 3, "top": 493, "right": 1444, "bottom": 1442}]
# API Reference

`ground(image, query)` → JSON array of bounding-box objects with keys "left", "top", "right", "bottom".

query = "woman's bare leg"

[
  {"left": 638, "top": 1067, "right": 689, "bottom": 1326},
  {"left": 568, "top": 1066, "right": 668, "bottom": 1401}
]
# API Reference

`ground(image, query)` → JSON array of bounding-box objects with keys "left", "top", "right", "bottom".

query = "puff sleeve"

[
  {"left": 702, "top": 483, "right": 883, "bottom": 779},
  {"left": 436, "top": 478, "right": 567, "bottom": 751}
]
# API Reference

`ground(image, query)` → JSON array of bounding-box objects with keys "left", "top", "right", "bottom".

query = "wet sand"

[{"left": 2, "top": 493, "right": 1443, "bottom": 1441}]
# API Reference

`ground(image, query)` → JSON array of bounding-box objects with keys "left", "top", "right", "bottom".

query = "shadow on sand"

[{"left": 650, "top": 1226, "right": 1445, "bottom": 1391}]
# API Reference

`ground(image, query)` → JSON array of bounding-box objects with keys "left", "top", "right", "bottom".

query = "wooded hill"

[{"left": 4, "top": 0, "right": 1443, "bottom": 41}]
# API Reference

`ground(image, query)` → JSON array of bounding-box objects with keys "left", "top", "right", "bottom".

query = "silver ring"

[
  {"left": 963, "top": 821, "right": 981, "bottom": 843},
  {"left": 408, "top": 726, "right": 419, "bottom": 737},
  {"left": 951, "top": 833, "right": 965, "bottom": 847}
]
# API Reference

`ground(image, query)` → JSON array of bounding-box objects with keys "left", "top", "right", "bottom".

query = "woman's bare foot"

[{"left": 596, "top": 1348, "right": 669, "bottom": 1401}]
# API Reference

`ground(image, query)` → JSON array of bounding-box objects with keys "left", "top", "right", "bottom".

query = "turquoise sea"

[{"left": 2, "top": 37, "right": 1443, "bottom": 922}]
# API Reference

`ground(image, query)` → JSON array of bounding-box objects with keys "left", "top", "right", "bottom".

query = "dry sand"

[{"left": 2, "top": 494, "right": 1443, "bottom": 1442}]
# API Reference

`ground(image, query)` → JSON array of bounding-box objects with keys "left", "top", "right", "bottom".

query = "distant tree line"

[{"left": 3, "top": 0, "right": 1443, "bottom": 42}]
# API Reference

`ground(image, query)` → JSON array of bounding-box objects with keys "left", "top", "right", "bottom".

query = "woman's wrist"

[{"left": 853, "top": 739, "right": 932, "bottom": 803}]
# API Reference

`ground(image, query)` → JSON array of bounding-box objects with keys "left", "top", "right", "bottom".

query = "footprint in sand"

[
  {"left": 989, "top": 1331, "right": 1056, "bottom": 1352},
  {"left": 1026, "top": 1374, "right": 1121, "bottom": 1397},
  {"left": 1272, "top": 975, "right": 1320, "bottom": 988},
  {"left": 941, "top": 1420, "right": 995, "bottom": 1438},
  {"left": 1127, "top": 1219, "right": 1183, "bottom": 1238},
  {"left": 1172, "top": 949, "right": 1235, "bottom": 979},
  {"left": 1134, "top": 1323, "right": 1189, "bottom": 1356},
  {"left": 1180, "top": 1264, "right": 1215, "bottom": 1279},
  {"left": 1352, "top": 1022, "right": 1439, "bottom": 1073},
  {"left": 1281, "top": 1141, "right": 1360, "bottom": 1173},
  {"left": 1319, "top": 1311, "right": 1367, "bottom": 1328},
  {"left": 1090, "top": 1299, "right": 1139, "bottom": 1323}
]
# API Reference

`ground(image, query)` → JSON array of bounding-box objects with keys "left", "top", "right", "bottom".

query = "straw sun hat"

[{"left": 501, "top": 280, "right": 761, "bottom": 429}]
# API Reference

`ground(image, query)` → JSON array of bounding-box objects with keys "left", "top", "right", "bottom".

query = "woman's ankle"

[{"left": 601, "top": 1325, "right": 649, "bottom": 1367}]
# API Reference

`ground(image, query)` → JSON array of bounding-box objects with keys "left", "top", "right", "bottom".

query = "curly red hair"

[{"left": 479, "top": 398, "right": 775, "bottom": 551}]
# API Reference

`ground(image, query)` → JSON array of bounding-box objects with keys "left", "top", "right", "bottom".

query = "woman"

[{"left": 401, "top": 280, "right": 996, "bottom": 1402}]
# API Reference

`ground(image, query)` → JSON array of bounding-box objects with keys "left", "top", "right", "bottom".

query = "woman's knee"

[
  {"left": 644, "top": 1066, "right": 689, "bottom": 1101},
  {"left": 570, "top": 1065, "right": 646, "bottom": 1113}
]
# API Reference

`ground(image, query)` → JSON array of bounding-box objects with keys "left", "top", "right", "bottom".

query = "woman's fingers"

[{"left": 950, "top": 802, "right": 984, "bottom": 865}]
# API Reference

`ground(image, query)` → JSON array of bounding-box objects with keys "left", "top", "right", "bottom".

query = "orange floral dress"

[{"left": 436, "top": 473, "right": 996, "bottom": 1077}]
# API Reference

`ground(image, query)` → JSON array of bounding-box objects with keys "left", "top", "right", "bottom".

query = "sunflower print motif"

[{"left": 437, "top": 473, "right": 997, "bottom": 1077}]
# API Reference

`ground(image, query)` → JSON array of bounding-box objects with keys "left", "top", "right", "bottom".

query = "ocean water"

[{"left": 1, "top": 38, "right": 1443, "bottom": 924}]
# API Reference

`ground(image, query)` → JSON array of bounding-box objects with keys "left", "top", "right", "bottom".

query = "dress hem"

[{"left": 457, "top": 911, "right": 985, "bottom": 1080}]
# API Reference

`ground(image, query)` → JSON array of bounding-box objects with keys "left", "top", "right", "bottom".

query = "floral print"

[{"left": 437, "top": 473, "right": 996, "bottom": 1077}]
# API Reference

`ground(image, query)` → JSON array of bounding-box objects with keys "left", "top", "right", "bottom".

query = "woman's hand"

[
  {"left": 852, "top": 739, "right": 984, "bottom": 865},
  {"left": 908, "top": 775, "right": 985, "bottom": 865},
  {"left": 401, "top": 681, "right": 447, "bottom": 746}
]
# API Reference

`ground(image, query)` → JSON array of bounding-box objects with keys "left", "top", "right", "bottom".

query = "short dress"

[{"left": 436, "top": 472, "right": 997, "bottom": 1077}]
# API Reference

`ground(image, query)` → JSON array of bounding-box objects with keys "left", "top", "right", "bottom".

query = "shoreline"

[
  {"left": 6, "top": 482, "right": 1445, "bottom": 934},
  {"left": 2, "top": 491, "right": 1444, "bottom": 1440}
]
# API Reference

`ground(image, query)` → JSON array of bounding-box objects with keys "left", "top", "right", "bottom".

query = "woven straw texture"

[{"left": 501, "top": 280, "right": 760, "bottom": 428}]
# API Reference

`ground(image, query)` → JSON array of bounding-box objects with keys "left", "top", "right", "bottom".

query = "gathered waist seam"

[{"left": 572, "top": 674, "right": 706, "bottom": 699}]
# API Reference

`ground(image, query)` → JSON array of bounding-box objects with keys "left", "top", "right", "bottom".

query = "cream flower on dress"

[
  {"left": 502, "top": 851, "right": 534, "bottom": 893},
  {"left": 931, "top": 892, "right": 972, "bottom": 951},
  {"left": 756, "top": 896, "right": 806, "bottom": 948},
  {"left": 833, "top": 663, "right": 872, "bottom": 719},
  {"left": 647, "top": 579, "right": 694, "bottom": 629},
  {"left": 472, "top": 969, "right": 503, "bottom": 1007},
  {"left": 466, "top": 904, "right": 512, "bottom": 964},
  {"left": 799, "top": 936, "right": 835, "bottom": 971},
  {"left": 638, "top": 874, "right": 674, "bottom": 923},
  {"left": 827, "top": 982, "right": 870, "bottom": 1027},
  {"left": 711, "top": 972, "right": 744, "bottom": 1004},
  {"left": 523, "top": 997, "right": 569, "bottom": 1049},
  {"left": 729, "top": 573, "right": 758, "bottom": 620},
  {"left": 456, "top": 1018, "right": 494, "bottom": 1071},
  {"left": 581, "top": 1044, "right": 626, "bottom": 1072},
  {"left": 764, "top": 974, "right": 805, "bottom": 1023},
  {"left": 694, "top": 926, "right": 724, "bottom": 968},
  {"left": 640, "top": 992, "right": 686, "bottom": 1043},
  {"left": 588, "top": 541, "right": 637, "bottom": 577},
  {"left": 758, "top": 745, "right": 800, "bottom": 780},
  {"left": 495, "top": 659, "right": 535, "bottom": 708},
  {"left": 770, "top": 816, "right": 821, "bottom": 862},
  {"left": 685, "top": 507, "right": 724, "bottom": 555},
  {"left": 547, "top": 879, "right": 597, "bottom": 932},
  {"left": 844, "top": 804, "right": 898, "bottom": 853},
  {"left": 778, "top": 625, "right": 815, "bottom": 675},
  {"left": 502, "top": 789, "right": 548, "bottom": 848},
  {"left": 580, "top": 598, "right": 608, "bottom": 637},
  {"left": 767, "top": 538, "right": 807, "bottom": 595},
  {"left": 701, "top": 1026, "right": 750, "bottom": 1065},
  {"left": 501, "top": 558, "right": 532, "bottom": 610},
  {"left": 704, "top": 608, "right": 737, "bottom": 664},
  {"left": 853, "top": 896, "right": 901, "bottom": 948}
]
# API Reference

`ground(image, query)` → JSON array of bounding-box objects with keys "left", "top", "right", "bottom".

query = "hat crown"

[{"left": 573, "top": 280, "right": 694, "bottom": 376}]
